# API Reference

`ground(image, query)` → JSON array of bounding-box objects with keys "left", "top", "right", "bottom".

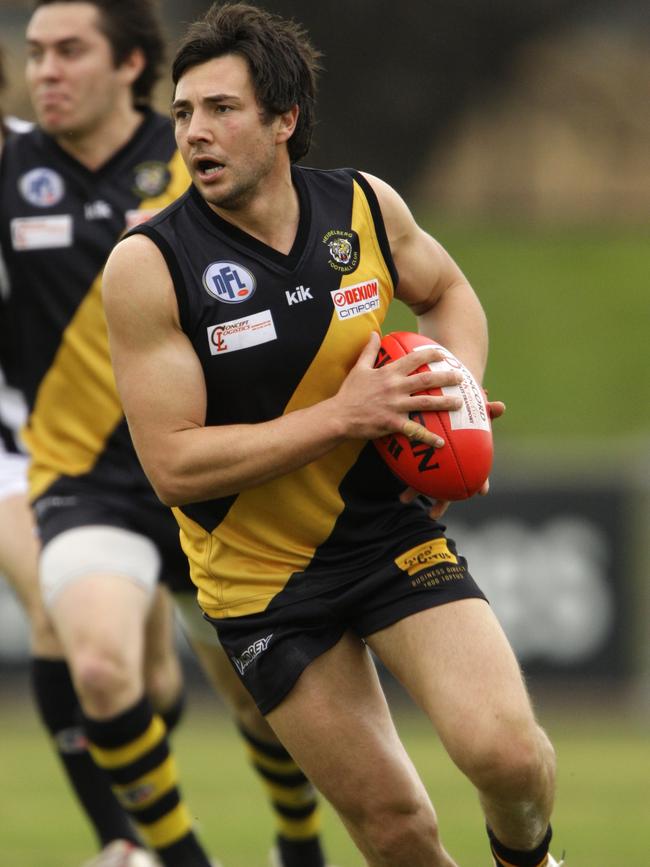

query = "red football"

[{"left": 373, "top": 331, "right": 493, "bottom": 500}]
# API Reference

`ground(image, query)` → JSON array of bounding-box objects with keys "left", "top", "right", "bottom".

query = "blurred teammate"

[
  {"left": 0, "top": 47, "right": 52, "bottom": 664},
  {"left": 1, "top": 43, "right": 150, "bottom": 867},
  {"left": 103, "top": 4, "right": 563, "bottom": 867},
  {"left": 0, "top": 3, "right": 330, "bottom": 867}
]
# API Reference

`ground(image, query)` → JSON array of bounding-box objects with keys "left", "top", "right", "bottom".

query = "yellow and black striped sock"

[
  {"left": 84, "top": 696, "right": 211, "bottom": 867},
  {"left": 30, "top": 658, "right": 140, "bottom": 849},
  {"left": 488, "top": 825, "right": 553, "bottom": 867},
  {"left": 239, "top": 726, "right": 326, "bottom": 867}
]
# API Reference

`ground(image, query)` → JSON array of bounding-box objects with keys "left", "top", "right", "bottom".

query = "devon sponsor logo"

[
  {"left": 331, "top": 278, "right": 380, "bottom": 320},
  {"left": 231, "top": 634, "right": 274, "bottom": 675}
]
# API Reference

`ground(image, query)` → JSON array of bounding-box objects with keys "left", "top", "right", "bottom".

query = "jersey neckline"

[
  {"left": 33, "top": 107, "right": 159, "bottom": 180},
  {"left": 188, "top": 163, "right": 312, "bottom": 271}
]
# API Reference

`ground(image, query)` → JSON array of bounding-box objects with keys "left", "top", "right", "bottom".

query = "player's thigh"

[
  {"left": 175, "top": 590, "right": 275, "bottom": 738},
  {"left": 0, "top": 489, "right": 38, "bottom": 606},
  {"left": 366, "top": 599, "right": 537, "bottom": 765},
  {"left": 0, "top": 490, "right": 62, "bottom": 654},
  {"left": 143, "top": 583, "right": 183, "bottom": 703},
  {"left": 266, "top": 631, "right": 428, "bottom": 819},
  {"left": 144, "top": 583, "right": 180, "bottom": 671},
  {"left": 42, "top": 525, "right": 155, "bottom": 670}
]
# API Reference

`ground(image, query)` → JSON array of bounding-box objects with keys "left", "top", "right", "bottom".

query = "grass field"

[
  {"left": 1, "top": 682, "right": 648, "bottom": 867},
  {"left": 382, "top": 221, "right": 649, "bottom": 442}
]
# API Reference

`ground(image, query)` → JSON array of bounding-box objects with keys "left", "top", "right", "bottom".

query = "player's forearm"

[
  {"left": 417, "top": 279, "right": 488, "bottom": 384},
  {"left": 139, "top": 397, "right": 348, "bottom": 506}
]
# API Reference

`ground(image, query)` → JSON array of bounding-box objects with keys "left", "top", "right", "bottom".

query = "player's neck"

[
  {"left": 209, "top": 163, "right": 300, "bottom": 255},
  {"left": 53, "top": 104, "right": 145, "bottom": 172}
]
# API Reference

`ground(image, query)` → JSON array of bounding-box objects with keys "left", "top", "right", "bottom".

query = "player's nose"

[{"left": 185, "top": 110, "right": 213, "bottom": 145}]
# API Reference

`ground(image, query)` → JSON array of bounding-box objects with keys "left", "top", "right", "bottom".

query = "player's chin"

[{"left": 35, "top": 113, "right": 65, "bottom": 135}]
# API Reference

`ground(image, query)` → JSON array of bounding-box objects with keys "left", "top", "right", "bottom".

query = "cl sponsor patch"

[
  {"left": 395, "top": 538, "right": 458, "bottom": 576},
  {"left": 203, "top": 261, "right": 256, "bottom": 303},
  {"left": 18, "top": 167, "right": 65, "bottom": 207},
  {"left": 207, "top": 309, "right": 276, "bottom": 355},
  {"left": 331, "top": 278, "right": 380, "bottom": 320},
  {"left": 10, "top": 215, "right": 72, "bottom": 250},
  {"left": 132, "top": 161, "right": 171, "bottom": 198},
  {"left": 323, "top": 228, "right": 360, "bottom": 273}
]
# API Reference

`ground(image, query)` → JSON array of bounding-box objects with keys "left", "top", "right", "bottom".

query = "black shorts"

[
  {"left": 33, "top": 481, "right": 192, "bottom": 594},
  {"left": 210, "top": 535, "right": 487, "bottom": 714}
]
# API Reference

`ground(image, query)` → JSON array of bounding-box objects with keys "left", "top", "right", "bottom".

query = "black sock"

[
  {"left": 83, "top": 695, "right": 211, "bottom": 867},
  {"left": 239, "top": 725, "right": 326, "bottom": 867},
  {"left": 276, "top": 835, "right": 326, "bottom": 867},
  {"left": 488, "top": 824, "right": 553, "bottom": 867},
  {"left": 159, "top": 688, "right": 186, "bottom": 735},
  {"left": 30, "top": 657, "right": 139, "bottom": 848}
]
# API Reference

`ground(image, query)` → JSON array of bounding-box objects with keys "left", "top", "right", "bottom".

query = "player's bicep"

[
  {"left": 102, "top": 235, "right": 207, "bottom": 471},
  {"left": 360, "top": 172, "right": 466, "bottom": 312}
]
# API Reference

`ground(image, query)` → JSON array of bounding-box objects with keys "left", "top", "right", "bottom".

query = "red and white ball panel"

[{"left": 373, "top": 331, "right": 493, "bottom": 500}]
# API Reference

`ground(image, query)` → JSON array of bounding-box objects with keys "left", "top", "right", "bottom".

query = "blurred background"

[{"left": 1, "top": 1, "right": 648, "bottom": 865}]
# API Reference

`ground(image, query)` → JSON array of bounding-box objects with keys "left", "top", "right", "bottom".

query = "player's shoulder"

[{"left": 105, "top": 230, "right": 170, "bottom": 296}]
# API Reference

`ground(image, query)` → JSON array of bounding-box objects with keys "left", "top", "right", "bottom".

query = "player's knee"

[
  {"left": 72, "top": 645, "right": 134, "bottom": 710},
  {"left": 458, "top": 722, "right": 553, "bottom": 798}
]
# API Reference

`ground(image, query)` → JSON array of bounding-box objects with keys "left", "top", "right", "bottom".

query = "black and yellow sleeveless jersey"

[
  {"left": 131, "top": 166, "right": 438, "bottom": 618},
  {"left": 0, "top": 110, "right": 189, "bottom": 500}
]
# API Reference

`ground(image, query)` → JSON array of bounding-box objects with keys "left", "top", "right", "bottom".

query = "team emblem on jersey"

[
  {"left": 132, "top": 161, "right": 171, "bottom": 198},
  {"left": 322, "top": 228, "right": 360, "bottom": 273},
  {"left": 203, "top": 261, "right": 256, "bottom": 303},
  {"left": 18, "top": 167, "right": 65, "bottom": 207}
]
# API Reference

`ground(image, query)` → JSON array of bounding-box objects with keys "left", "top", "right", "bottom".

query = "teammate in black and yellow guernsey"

[
  {"left": 0, "top": 3, "right": 332, "bottom": 867},
  {"left": 103, "top": 4, "right": 564, "bottom": 867}
]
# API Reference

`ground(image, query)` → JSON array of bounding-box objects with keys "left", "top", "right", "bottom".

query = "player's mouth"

[{"left": 194, "top": 156, "right": 226, "bottom": 182}]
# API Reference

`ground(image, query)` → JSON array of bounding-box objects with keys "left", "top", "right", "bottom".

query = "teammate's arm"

[{"left": 102, "top": 234, "right": 463, "bottom": 505}]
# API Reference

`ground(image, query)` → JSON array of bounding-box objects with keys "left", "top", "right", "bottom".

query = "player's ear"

[
  {"left": 118, "top": 47, "right": 146, "bottom": 89},
  {"left": 275, "top": 104, "right": 299, "bottom": 145}
]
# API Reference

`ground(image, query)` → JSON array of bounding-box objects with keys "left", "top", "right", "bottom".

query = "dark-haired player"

[{"left": 103, "top": 4, "right": 562, "bottom": 867}]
